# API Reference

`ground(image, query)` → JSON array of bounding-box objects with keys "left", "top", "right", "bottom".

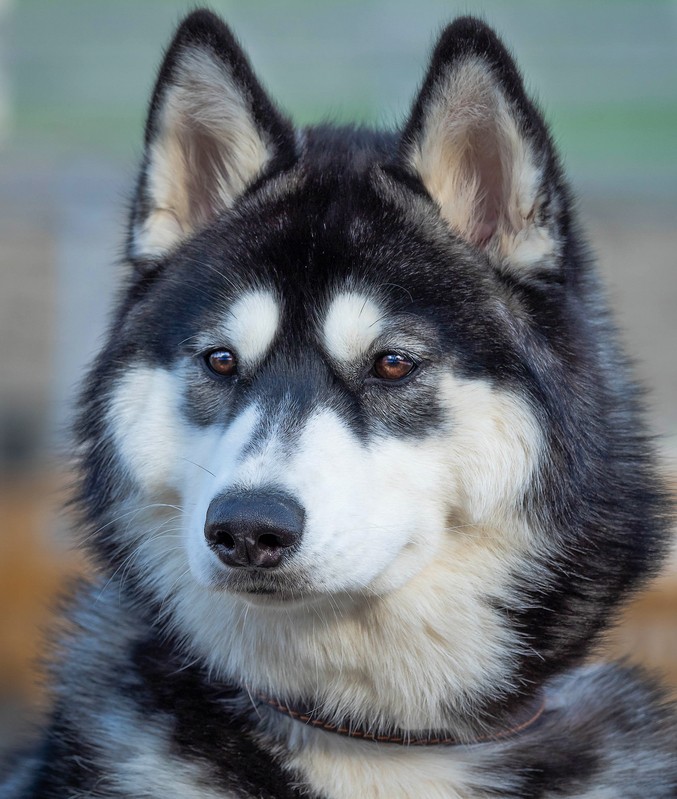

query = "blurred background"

[{"left": 0, "top": 0, "right": 675, "bottom": 750}]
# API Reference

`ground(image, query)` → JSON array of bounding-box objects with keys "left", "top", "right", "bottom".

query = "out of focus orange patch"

[
  {"left": 0, "top": 475, "right": 85, "bottom": 709},
  {"left": 604, "top": 549, "right": 677, "bottom": 692}
]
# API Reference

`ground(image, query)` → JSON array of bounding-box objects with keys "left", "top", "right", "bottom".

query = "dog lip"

[
  {"left": 240, "top": 585, "right": 280, "bottom": 595},
  {"left": 211, "top": 565, "right": 313, "bottom": 601},
  {"left": 232, "top": 584, "right": 316, "bottom": 604}
]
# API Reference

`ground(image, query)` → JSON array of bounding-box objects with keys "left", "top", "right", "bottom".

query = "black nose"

[{"left": 204, "top": 490, "right": 304, "bottom": 569}]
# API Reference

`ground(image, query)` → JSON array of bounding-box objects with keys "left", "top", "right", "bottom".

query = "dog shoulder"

[{"left": 488, "top": 664, "right": 677, "bottom": 798}]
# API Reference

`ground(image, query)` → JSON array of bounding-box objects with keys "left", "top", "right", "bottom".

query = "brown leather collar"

[{"left": 256, "top": 691, "right": 546, "bottom": 746}]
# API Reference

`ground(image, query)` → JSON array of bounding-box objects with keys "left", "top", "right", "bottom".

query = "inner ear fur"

[
  {"left": 129, "top": 9, "right": 295, "bottom": 265},
  {"left": 400, "top": 18, "right": 565, "bottom": 273}
]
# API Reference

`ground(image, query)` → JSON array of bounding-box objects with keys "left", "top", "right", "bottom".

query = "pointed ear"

[
  {"left": 400, "top": 18, "right": 566, "bottom": 274},
  {"left": 129, "top": 10, "right": 296, "bottom": 265}
]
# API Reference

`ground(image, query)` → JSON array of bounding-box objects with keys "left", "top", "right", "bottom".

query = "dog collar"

[{"left": 256, "top": 691, "right": 546, "bottom": 746}]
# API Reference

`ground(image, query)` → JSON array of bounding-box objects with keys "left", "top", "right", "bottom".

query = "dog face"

[
  {"left": 108, "top": 236, "right": 544, "bottom": 602},
  {"left": 76, "top": 12, "right": 668, "bottom": 723}
]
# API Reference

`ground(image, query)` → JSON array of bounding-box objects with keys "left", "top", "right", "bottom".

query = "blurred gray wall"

[{"left": 1, "top": 0, "right": 676, "bottom": 470}]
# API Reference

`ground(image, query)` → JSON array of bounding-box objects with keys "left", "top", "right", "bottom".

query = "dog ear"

[
  {"left": 400, "top": 18, "right": 566, "bottom": 274},
  {"left": 129, "top": 9, "right": 296, "bottom": 266}
]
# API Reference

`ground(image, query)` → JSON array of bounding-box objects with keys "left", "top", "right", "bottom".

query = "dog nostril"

[
  {"left": 258, "top": 532, "right": 282, "bottom": 549},
  {"left": 220, "top": 531, "right": 236, "bottom": 549}
]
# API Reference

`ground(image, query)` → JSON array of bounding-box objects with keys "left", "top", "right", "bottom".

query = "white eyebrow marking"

[
  {"left": 219, "top": 289, "right": 280, "bottom": 363},
  {"left": 322, "top": 291, "right": 385, "bottom": 363}
]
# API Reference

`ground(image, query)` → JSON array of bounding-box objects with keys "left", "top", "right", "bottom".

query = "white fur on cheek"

[
  {"left": 109, "top": 365, "right": 184, "bottom": 492},
  {"left": 439, "top": 373, "right": 543, "bottom": 528},
  {"left": 278, "top": 409, "right": 448, "bottom": 594},
  {"left": 217, "top": 289, "right": 280, "bottom": 365},
  {"left": 322, "top": 292, "right": 384, "bottom": 364}
]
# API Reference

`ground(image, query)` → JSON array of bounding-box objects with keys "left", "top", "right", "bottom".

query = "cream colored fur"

[
  {"left": 133, "top": 47, "right": 272, "bottom": 259},
  {"left": 322, "top": 292, "right": 385, "bottom": 364},
  {"left": 283, "top": 723, "right": 484, "bottom": 799},
  {"left": 192, "top": 288, "right": 282, "bottom": 366},
  {"left": 407, "top": 57, "right": 558, "bottom": 271}
]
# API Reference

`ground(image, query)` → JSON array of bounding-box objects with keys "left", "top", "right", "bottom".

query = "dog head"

[{"left": 76, "top": 11, "right": 669, "bottom": 729}]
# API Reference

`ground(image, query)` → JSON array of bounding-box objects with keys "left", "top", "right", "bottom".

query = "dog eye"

[
  {"left": 205, "top": 349, "right": 238, "bottom": 377},
  {"left": 372, "top": 353, "right": 416, "bottom": 381}
]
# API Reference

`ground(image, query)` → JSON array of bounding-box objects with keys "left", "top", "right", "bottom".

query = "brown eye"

[
  {"left": 372, "top": 353, "right": 416, "bottom": 381},
  {"left": 206, "top": 349, "right": 238, "bottom": 377}
]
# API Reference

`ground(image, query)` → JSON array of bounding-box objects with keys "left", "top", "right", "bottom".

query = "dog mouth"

[{"left": 209, "top": 566, "right": 316, "bottom": 603}]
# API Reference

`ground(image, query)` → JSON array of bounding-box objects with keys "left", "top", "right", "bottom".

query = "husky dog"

[{"left": 3, "top": 9, "right": 676, "bottom": 798}]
